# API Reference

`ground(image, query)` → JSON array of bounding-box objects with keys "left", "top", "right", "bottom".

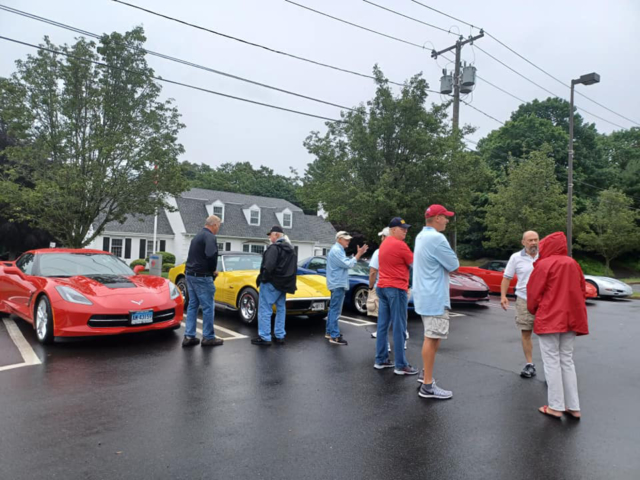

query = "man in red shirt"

[{"left": 374, "top": 217, "right": 418, "bottom": 376}]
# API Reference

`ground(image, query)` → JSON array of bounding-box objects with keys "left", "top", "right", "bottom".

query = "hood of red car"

[
  {"left": 51, "top": 274, "right": 168, "bottom": 297},
  {"left": 451, "top": 271, "right": 488, "bottom": 289}
]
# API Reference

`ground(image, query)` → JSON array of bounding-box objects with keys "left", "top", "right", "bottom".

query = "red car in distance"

[
  {"left": 0, "top": 249, "right": 184, "bottom": 344},
  {"left": 459, "top": 260, "right": 597, "bottom": 299}
]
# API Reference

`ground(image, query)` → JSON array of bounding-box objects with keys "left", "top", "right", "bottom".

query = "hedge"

[
  {"left": 130, "top": 259, "right": 147, "bottom": 268},
  {"left": 162, "top": 263, "right": 175, "bottom": 273},
  {"left": 145, "top": 251, "right": 176, "bottom": 265}
]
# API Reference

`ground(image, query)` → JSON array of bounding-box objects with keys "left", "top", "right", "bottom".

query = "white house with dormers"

[{"left": 85, "top": 188, "right": 336, "bottom": 265}]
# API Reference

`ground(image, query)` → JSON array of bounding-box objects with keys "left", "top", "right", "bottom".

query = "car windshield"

[
  {"left": 222, "top": 255, "right": 262, "bottom": 272},
  {"left": 349, "top": 261, "right": 370, "bottom": 276},
  {"left": 37, "top": 253, "right": 133, "bottom": 277}
]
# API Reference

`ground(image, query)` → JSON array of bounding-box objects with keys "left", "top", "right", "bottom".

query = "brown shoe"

[
  {"left": 182, "top": 336, "right": 200, "bottom": 347},
  {"left": 201, "top": 337, "right": 224, "bottom": 347}
]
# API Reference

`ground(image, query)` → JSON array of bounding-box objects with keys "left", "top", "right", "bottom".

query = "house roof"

[
  {"left": 99, "top": 209, "right": 174, "bottom": 235},
  {"left": 183, "top": 188, "right": 303, "bottom": 212},
  {"left": 178, "top": 196, "right": 335, "bottom": 244}
]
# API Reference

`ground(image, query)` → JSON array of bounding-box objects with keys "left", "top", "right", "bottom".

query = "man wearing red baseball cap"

[{"left": 412, "top": 204, "right": 459, "bottom": 399}]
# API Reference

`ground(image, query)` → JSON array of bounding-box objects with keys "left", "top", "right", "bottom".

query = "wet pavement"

[{"left": 1, "top": 296, "right": 639, "bottom": 480}]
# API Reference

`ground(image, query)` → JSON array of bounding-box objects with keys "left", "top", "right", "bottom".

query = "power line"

[
  {"left": 362, "top": 0, "right": 455, "bottom": 36},
  {"left": 0, "top": 4, "right": 356, "bottom": 113},
  {"left": 573, "top": 178, "right": 640, "bottom": 203},
  {"left": 285, "top": 1, "right": 427, "bottom": 50},
  {"left": 0, "top": 35, "right": 343, "bottom": 123},
  {"left": 460, "top": 99, "right": 505, "bottom": 125},
  {"left": 409, "top": 0, "right": 640, "bottom": 127},
  {"left": 109, "top": 0, "right": 405, "bottom": 87}
]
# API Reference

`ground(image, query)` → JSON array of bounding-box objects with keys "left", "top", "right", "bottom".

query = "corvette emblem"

[{"left": 131, "top": 300, "right": 144, "bottom": 305}]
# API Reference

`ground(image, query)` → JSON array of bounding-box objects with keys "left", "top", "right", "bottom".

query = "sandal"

[
  {"left": 539, "top": 405, "right": 562, "bottom": 418},
  {"left": 565, "top": 409, "right": 582, "bottom": 419}
]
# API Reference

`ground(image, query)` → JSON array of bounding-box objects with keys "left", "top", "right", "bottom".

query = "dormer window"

[
  {"left": 207, "top": 200, "right": 225, "bottom": 222},
  {"left": 283, "top": 212, "right": 292, "bottom": 228},
  {"left": 250, "top": 208, "right": 260, "bottom": 225}
]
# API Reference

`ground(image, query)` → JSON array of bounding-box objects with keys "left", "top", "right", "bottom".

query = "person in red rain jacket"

[{"left": 527, "top": 231, "right": 589, "bottom": 419}]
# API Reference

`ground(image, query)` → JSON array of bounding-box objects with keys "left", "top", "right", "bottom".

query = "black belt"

[{"left": 186, "top": 271, "right": 213, "bottom": 277}]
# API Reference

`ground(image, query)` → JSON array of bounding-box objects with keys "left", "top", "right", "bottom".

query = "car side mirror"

[
  {"left": 4, "top": 266, "right": 25, "bottom": 278},
  {"left": 317, "top": 268, "right": 326, "bottom": 274},
  {"left": 133, "top": 265, "right": 145, "bottom": 275}
]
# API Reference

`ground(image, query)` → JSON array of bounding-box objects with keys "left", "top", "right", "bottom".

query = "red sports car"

[
  {"left": 0, "top": 249, "right": 183, "bottom": 344},
  {"left": 459, "top": 260, "right": 597, "bottom": 299}
]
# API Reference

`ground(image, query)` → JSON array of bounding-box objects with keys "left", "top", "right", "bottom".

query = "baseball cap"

[
  {"left": 266, "top": 225, "right": 284, "bottom": 235},
  {"left": 336, "top": 231, "right": 353, "bottom": 241},
  {"left": 388, "top": 217, "right": 411, "bottom": 229},
  {"left": 425, "top": 204, "right": 455, "bottom": 218},
  {"left": 378, "top": 227, "right": 390, "bottom": 237}
]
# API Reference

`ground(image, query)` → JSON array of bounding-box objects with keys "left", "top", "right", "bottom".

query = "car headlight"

[
  {"left": 55, "top": 286, "right": 93, "bottom": 305},
  {"left": 449, "top": 278, "right": 463, "bottom": 286},
  {"left": 169, "top": 281, "right": 180, "bottom": 300}
]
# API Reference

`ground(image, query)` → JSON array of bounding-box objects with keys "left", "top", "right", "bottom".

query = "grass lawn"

[
  {"left": 620, "top": 277, "right": 640, "bottom": 284},
  {"left": 139, "top": 271, "right": 169, "bottom": 279}
]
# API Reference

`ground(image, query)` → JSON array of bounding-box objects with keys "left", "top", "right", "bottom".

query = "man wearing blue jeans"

[
  {"left": 375, "top": 217, "right": 416, "bottom": 375},
  {"left": 326, "top": 231, "right": 368, "bottom": 345},
  {"left": 183, "top": 215, "right": 223, "bottom": 347},
  {"left": 252, "top": 226, "right": 297, "bottom": 346}
]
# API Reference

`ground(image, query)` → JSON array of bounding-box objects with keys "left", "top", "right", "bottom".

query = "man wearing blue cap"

[{"left": 374, "top": 217, "right": 417, "bottom": 376}]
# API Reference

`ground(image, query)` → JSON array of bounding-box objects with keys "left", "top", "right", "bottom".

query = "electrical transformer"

[{"left": 440, "top": 70, "right": 453, "bottom": 95}]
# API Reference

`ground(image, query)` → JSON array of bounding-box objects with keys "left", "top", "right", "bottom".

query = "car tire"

[
  {"left": 237, "top": 288, "right": 259, "bottom": 325},
  {"left": 586, "top": 279, "right": 599, "bottom": 297},
  {"left": 34, "top": 295, "right": 54, "bottom": 345},
  {"left": 176, "top": 276, "right": 189, "bottom": 309},
  {"left": 352, "top": 286, "right": 368, "bottom": 315}
]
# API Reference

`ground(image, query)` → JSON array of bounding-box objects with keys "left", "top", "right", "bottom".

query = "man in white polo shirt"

[{"left": 500, "top": 230, "right": 539, "bottom": 378}]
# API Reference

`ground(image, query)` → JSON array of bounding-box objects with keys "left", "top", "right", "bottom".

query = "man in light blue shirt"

[
  {"left": 413, "top": 204, "right": 459, "bottom": 400},
  {"left": 325, "top": 231, "right": 368, "bottom": 345}
]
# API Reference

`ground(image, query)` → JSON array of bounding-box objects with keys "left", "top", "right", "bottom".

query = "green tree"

[
  {"left": 576, "top": 189, "right": 640, "bottom": 274},
  {"left": 301, "top": 67, "right": 487, "bottom": 242},
  {"left": 0, "top": 29, "right": 186, "bottom": 248},
  {"left": 598, "top": 128, "right": 640, "bottom": 207},
  {"left": 182, "top": 161, "right": 302, "bottom": 207},
  {"left": 484, "top": 149, "right": 566, "bottom": 250}
]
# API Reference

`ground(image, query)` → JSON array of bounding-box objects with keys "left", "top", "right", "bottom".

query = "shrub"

[
  {"left": 130, "top": 259, "right": 147, "bottom": 268},
  {"left": 162, "top": 263, "right": 175, "bottom": 273},
  {"left": 145, "top": 251, "right": 175, "bottom": 265},
  {"left": 575, "top": 256, "right": 606, "bottom": 276}
]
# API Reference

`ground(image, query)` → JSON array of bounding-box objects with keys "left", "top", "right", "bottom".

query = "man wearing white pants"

[{"left": 527, "top": 232, "right": 589, "bottom": 419}]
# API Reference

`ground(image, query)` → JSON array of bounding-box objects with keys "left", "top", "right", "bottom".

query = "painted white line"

[
  {"left": 0, "top": 318, "right": 41, "bottom": 372},
  {"left": 338, "top": 315, "right": 376, "bottom": 325},
  {"left": 181, "top": 321, "right": 247, "bottom": 340}
]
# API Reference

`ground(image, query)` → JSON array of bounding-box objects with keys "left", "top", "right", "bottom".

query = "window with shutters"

[
  {"left": 243, "top": 244, "right": 265, "bottom": 254},
  {"left": 111, "top": 238, "right": 123, "bottom": 258},
  {"left": 124, "top": 238, "right": 132, "bottom": 259}
]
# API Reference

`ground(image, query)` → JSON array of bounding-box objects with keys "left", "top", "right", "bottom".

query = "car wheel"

[
  {"left": 176, "top": 276, "right": 189, "bottom": 309},
  {"left": 586, "top": 279, "right": 599, "bottom": 297},
  {"left": 238, "top": 288, "right": 259, "bottom": 324},
  {"left": 35, "top": 295, "right": 54, "bottom": 345},
  {"left": 352, "top": 286, "right": 368, "bottom": 315}
]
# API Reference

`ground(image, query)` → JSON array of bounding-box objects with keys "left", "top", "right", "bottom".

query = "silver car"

[{"left": 584, "top": 275, "right": 633, "bottom": 298}]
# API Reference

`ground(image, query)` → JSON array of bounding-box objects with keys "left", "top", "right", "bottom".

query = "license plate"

[
  {"left": 130, "top": 310, "right": 153, "bottom": 325},
  {"left": 311, "top": 302, "right": 325, "bottom": 311}
]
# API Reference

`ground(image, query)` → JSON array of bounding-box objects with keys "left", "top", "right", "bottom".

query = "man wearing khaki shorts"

[
  {"left": 500, "top": 231, "right": 539, "bottom": 378},
  {"left": 412, "top": 205, "right": 459, "bottom": 400}
]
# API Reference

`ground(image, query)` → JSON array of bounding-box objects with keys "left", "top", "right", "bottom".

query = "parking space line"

[
  {"left": 180, "top": 320, "right": 248, "bottom": 340},
  {"left": 338, "top": 315, "right": 377, "bottom": 326},
  {"left": 0, "top": 318, "right": 42, "bottom": 372}
]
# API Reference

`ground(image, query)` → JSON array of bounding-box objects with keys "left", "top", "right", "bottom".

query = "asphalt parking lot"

[{"left": 1, "top": 296, "right": 639, "bottom": 480}]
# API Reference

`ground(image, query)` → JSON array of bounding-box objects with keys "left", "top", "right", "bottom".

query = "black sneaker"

[
  {"left": 182, "top": 336, "right": 200, "bottom": 347},
  {"left": 201, "top": 337, "right": 224, "bottom": 347},
  {"left": 520, "top": 363, "right": 536, "bottom": 378},
  {"left": 374, "top": 360, "right": 394, "bottom": 369},
  {"left": 329, "top": 336, "right": 348, "bottom": 346},
  {"left": 274, "top": 337, "right": 286, "bottom": 345},
  {"left": 251, "top": 337, "right": 272, "bottom": 346}
]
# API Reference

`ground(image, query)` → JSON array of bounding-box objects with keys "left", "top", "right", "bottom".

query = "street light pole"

[{"left": 566, "top": 72, "right": 600, "bottom": 257}]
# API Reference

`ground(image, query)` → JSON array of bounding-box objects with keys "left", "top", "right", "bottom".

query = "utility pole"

[
  {"left": 432, "top": 31, "right": 484, "bottom": 132},
  {"left": 432, "top": 31, "right": 484, "bottom": 253}
]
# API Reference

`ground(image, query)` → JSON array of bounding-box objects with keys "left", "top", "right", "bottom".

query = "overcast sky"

[{"left": 1, "top": 0, "right": 639, "bottom": 176}]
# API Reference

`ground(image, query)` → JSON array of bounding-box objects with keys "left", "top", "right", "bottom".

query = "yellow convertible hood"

[{"left": 294, "top": 275, "right": 330, "bottom": 298}]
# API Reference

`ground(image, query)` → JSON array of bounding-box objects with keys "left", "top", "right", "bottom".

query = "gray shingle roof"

[
  {"left": 184, "top": 188, "right": 303, "bottom": 212},
  {"left": 99, "top": 209, "right": 174, "bottom": 235},
  {"left": 178, "top": 192, "right": 335, "bottom": 244}
]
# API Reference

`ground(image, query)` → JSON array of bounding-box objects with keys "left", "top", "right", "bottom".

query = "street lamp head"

[{"left": 576, "top": 72, "right": 600, "bottom": 86}]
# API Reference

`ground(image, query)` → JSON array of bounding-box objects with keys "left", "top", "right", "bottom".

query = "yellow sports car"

[{"left": 168, "top": 252, "right": 331, "bottom": 324}]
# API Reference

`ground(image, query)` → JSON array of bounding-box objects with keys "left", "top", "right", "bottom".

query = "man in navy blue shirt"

[{"left": 182, "top": 215, "right": 223, "bottom": 347}]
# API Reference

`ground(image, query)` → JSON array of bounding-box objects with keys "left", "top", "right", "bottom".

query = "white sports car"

[{"left": 584, "top": 275, "right": 633, "bottom": 298}]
